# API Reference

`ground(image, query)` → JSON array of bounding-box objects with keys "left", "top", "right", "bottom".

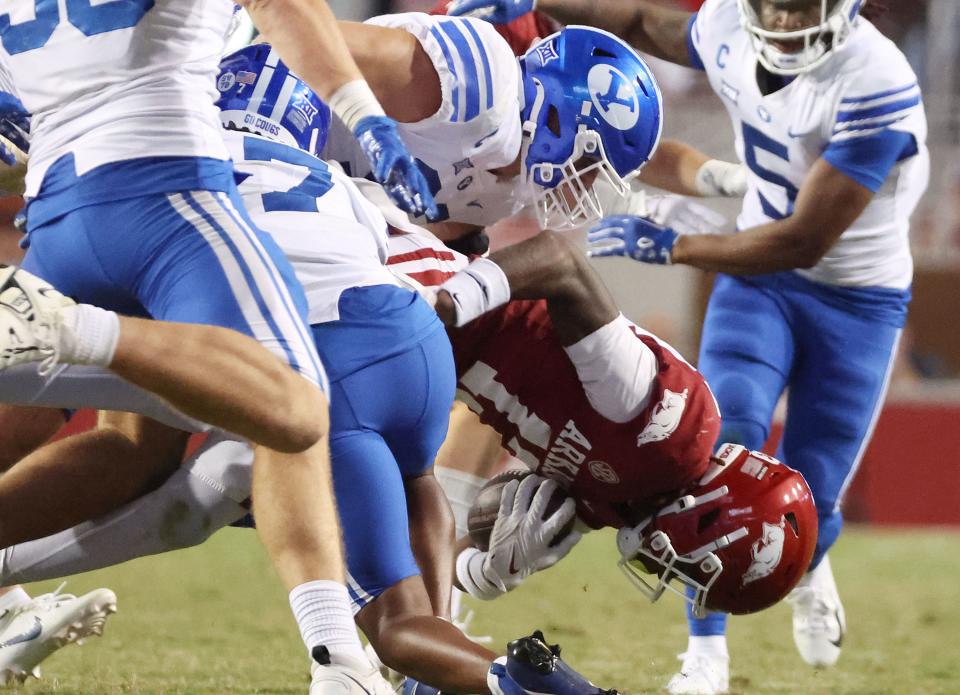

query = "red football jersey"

[
  {"left": 430, "top": 1, "right": 560, "bottom": 55},
  {"left": 448, "top": 299, "right": 721, "bottom": 529}
]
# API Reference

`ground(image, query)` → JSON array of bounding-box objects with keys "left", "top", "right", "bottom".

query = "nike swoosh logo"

[
  {"left": 0, "top": 617, "right": 41, "bottom": 648},
  {"left": 787, "top": 127, "right": 805, "bottom": 139},
  {"left": 829, "top": 609, "right": 844, "bottom": 648},
  {"left": 474, "top": 128, "right": 499, "bottom": 148}
]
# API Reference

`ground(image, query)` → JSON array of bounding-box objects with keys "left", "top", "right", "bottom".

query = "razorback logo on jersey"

[
  {"left": 742, "top": 518, "right": 787, "bottom": 586},
  {"left": 636, "top": 388, "right": 688, "bottom": 446}
]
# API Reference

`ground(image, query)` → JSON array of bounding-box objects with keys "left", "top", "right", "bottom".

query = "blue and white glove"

[
  {"left": 0, "top": 112, "right": 30, "bottom": 165},
  {"left": 447, "top": 0, "right": 536, "bottom": 24},
  {"left": 587, "top": 215, "right": 679, "bottom": 265},
  {"left": 354, "top": 115, "right": 440, "bottom": 221},
  {"left": 0, "top": 141, "right": 16, "bottom": 167}
]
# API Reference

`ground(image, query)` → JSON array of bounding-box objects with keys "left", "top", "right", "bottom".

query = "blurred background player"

[{"left": 0, "top": 0, "right": 446, "bottom": 690}]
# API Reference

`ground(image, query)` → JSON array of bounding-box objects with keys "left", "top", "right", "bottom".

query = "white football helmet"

[{"left": 737, "top": 0, "right": 865, "bottom": 75}]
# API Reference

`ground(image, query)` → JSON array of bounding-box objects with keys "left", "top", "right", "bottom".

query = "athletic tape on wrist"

[
  {"left": 694, "top": 159, "right": 747, "bottom": 198},
  {"left": 456, "top": 547, "right": 503, "bottom": 601},
  {"left": 439, "top": 257, "right": 511, "bottom": 327},
  {"left": 327, "top": 80, "right": 386, "bottom": 133}
]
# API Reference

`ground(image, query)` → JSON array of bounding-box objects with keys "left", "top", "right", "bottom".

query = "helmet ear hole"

[
  {"left": 591, "top": 47, "right": 616, "bottom": 59},
  {"left": 635, "top": 77, "right": 651, "bottom": 98},
  {"left": 784, "top": 511, "right": 800, "bottom": 538},
  {"left": 697, "top": 508, "right": 722, "bottom": 535},
  {"left": 546, "top": 105, "right": 562, "bottom": 137}
]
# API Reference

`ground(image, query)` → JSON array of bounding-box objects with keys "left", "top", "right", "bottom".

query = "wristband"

[
  {"left": 439, "top": 257, "right": 511, "bottom": 327},
  {"left": 327, "top": 79, "right": 386, "bottom": 133},
  {"left": 694, "top": 159, "right": 747, "bottom": 198},
  {"left": 456, "top": 547, "right": 503, "bottom": 601}
]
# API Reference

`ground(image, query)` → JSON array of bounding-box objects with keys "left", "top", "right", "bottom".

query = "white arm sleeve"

[
  {"left": 0, "top": 364, "right": 209, "bottom": 433},
  {"left": 563, "top": 314, "right": 658, "bottom": 424},
  {"left": 0, "top": 434, "right": 250, "bottom": 585}
]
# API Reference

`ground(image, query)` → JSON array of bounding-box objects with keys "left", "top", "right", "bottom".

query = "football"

[{"left": 467, "top": 469, "right": 575, "bottom": 551}]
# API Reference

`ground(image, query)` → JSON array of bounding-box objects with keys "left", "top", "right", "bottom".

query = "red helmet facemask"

[{"left": 616, "top": 444, "right": 818, "bottom": 617}]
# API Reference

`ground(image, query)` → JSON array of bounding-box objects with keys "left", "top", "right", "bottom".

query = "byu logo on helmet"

[
  {"left": 589, "top": 65, "right": 640, "bottom": 131},
  {"left": 518, "top": 26, "right": 664, "bottom": 231},
  {"left": 742, "top": 518, "right": 787, "bottom": 586}
]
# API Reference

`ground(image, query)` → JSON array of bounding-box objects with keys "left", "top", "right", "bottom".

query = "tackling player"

[
  {"left": 451, "top": 0, "right": 930, "bottom": 692},
  {"left": 323, "top": 12, "right": 746, "bottom": 246}
]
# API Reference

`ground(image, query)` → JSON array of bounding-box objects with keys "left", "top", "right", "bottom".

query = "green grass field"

[{"left": 16, "top": 526, "right": 960, "bottom": 694}]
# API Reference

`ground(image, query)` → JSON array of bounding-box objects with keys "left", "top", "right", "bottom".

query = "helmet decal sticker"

[{"left": 742, "top": 518, "right": 787, "bottom": 586}]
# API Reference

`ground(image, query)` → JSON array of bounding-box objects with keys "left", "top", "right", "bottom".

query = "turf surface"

[{"left": 18, "top": 526, "right": 960, "bottom": 694}]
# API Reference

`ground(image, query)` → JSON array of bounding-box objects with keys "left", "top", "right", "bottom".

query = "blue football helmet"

[
  {"left": 216, "top": 44, "right": 330, "bottom": 156},
  {"left": 738, "top": 0, "right": 865, "bottom": 75},
  {"left": 519, "top": 26, "right": 663, "bottom": 231}
]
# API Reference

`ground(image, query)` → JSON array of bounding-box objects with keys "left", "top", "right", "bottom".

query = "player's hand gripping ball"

[{"left": 467, "top": 470, "right": 575, "bottom": 551}]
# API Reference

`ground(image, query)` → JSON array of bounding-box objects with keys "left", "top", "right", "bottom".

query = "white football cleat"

[
  {"left": 0, "top": 584, "right": 118, "bottom": 685},
  {"left": 309, "top": 647, "right": 395, "bottom": 695},
  {"left": 0, "top": 265, "right": 73, "bottom": 373},
  {"left": 665, "top": 652, "right": 729, "bottom": 695},
  {"left": 787, "top": 555, "right": 846, "bottom": 667}
]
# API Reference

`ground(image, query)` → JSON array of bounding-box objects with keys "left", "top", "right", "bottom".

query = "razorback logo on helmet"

[
  {"left": 636, "top": 388, "right": 688, "bottom": 446},
  {"left": 741, "top": 518, "right": 787, "bottom": 586}
]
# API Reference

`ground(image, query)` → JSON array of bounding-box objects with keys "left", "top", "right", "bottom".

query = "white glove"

[
  {"left": 457, "top": 475, "right": 582, "bottom": 600},
  {"left": 645, "top": 194, "right": 729, "bottom": 236}
]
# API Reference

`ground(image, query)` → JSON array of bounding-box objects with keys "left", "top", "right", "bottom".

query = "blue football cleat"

[
  {"left": 402, "top": 677, "right": 441, "bottom": 695},
  {"left": 487, "top": 631, "right": 616, "bottom": 695}
]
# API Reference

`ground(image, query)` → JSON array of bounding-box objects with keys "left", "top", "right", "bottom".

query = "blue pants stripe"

[
  {"left": 831, "top": 328, "right": 900, "bottom": 513},
  {"left": 174, "top": 191, "right": 303, "bottom": 376}
]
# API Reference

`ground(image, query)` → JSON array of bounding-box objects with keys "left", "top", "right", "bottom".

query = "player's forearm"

[
  {"left": 338, "top": 21, "right": 441, "bottom": 123},
  {"left": 638, "top": 139, "right": 711, "bottom": 196},
  {"left": 537, "top": 0, "right": 693, "bottom": 65},
  {"left": 672, "top": 220, "right": 829, "bottom": 274},
  {"left": 239, "top": 0, "right": 362, "bottom": 101}
]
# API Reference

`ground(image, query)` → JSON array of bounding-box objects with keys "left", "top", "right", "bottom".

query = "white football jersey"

[
  {"left": 322, "top": 12, "right": 523, "bottom": 228},
  {"left": 225, "top": 130, "right": 400, "bottom": 325},
  {"left": 0, "top": 0, "right": 234, "bottom": 198},
  {"left": 691, "top": 0, "right": 929, "bottom": 289}
]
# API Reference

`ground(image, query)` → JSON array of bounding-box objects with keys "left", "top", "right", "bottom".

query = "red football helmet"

[{"left": 616, "top": 444, "right": 817, "bottom": 617}]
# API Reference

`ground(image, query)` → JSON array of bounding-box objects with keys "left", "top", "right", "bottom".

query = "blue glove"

[
  {"left": 447, "top": 0, "right": 536, "bottom": 24},
  {"left": 0, "top": 141, "right": 15, "bottom": 166},
  {"left": 587, "top": 215, "right": 679, "bottom": 265},
  {"left": 354, "top": 115, "right": 439, "bottom": 221},
  {"left": 0, "top": 112, "right": 30, "bottom": 159}
]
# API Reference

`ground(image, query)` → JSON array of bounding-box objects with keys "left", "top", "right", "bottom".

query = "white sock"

[
  {"left": 289, "top": 580, "right": 366, "bottom": 664},
  {"left": 687, "top": 635, "right": 729, "bottom": 660},
  {"left": 434, "top": 467, "right": 487, "bottom": 537},
  {"left": 0, "top": 586, "right": 30, "bottom": 613},
  {"left": 450, "top": 586, "right": 463, "bottom": 624},
  {"left": 58, "top": 304, "right": 120, "bottom": 367}
]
